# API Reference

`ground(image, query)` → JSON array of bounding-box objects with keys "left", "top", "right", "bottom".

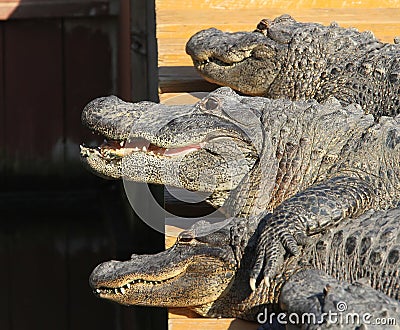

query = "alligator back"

[
  {"left": 300, "top": 207, "right": 400, "bottom": 300},
  {"left": 187, "top": 16, "right": 400, "bottom": 117},
  {"left": 268, "top": 19, "right": 400, "bottom": 117}
]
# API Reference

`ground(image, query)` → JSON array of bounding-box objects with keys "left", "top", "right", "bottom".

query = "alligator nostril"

[{"left": 256, "top": 18, "right": 270, "bottom": 33}]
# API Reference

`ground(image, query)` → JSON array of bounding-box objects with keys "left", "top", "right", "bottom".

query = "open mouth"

[{"left": 80, "top": 138, "right": 202, "bottom": 160}]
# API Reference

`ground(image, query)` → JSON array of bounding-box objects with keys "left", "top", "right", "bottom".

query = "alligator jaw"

[
  {"left": 186, "top": 26, "right": 287, "bottom": 96},
  {"left": 91, "top": 264, "right": 185, "bottom": 301},
  {"left": 194, "top": 49, "right": 255, "bottom": 71},
  {"left": 94, "top": 275, "right": 181, "bottom": 297},
  {"left": 80, "top": 138, "right": 202, "bottom": 161},
  {"left": 80, "top": 90, "right": 260, "bottom": 194},
  {"left": 193, "top": 55, "right": 268, "bottom": 96},
  {"left": 187, "top": 35, "right": 271, "bottom": 96},
  {"left": 89, "top": 243, "right": 237, "bottom": 307},
  {"left": 79, "top": 134, "right": 205, "bottom": 181}
]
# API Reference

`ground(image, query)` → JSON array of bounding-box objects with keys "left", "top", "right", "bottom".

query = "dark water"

[{"left": 0, "top": 175, "right": 166, "bottom": 330}]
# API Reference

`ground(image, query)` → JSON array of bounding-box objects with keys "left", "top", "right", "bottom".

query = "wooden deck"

[
  {"left": 156, "top": 1, "right": 400, "bottom": 329},
  {"left": 156, "top": 1, "right": 400, "bottom": 98}
]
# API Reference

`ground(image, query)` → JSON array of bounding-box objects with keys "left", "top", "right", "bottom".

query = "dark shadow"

[
  {"left": 227, "top": 318, "right": 260, "bottom": 329},
  {"left": 158, "top": 65, "right": 221, "bottom": 93},
  {"left": 0, "top": 1, "right": 166, "bottom": 330}
]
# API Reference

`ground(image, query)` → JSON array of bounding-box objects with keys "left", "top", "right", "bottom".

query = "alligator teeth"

[
  {"left": 200, "top": 57, "right": 243, "bottom": 67},
  {"left": 199, "top": 59, "right": 210, "bottom": 65},
  {"left": 142, "top": 146, "right": 147, "bottom": 152},
  {"left": 80, "top": 145, "right": 92, "bottom": 157},
  {"left": 120, "top": 141, "right": 124, "bottom": 147},
  {"left": 96, "top": 277, "right": 172, "bottom": 295},
  {"left": 249, "top": 278, "right": 256, "bottom": 291}
]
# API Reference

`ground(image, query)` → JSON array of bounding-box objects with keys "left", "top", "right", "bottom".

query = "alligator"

[
  {"left": 81, "top": 87, "right": 400, "bottom": 290},
  {"left": 90, "top": 205, "right": 400, "bottom": 328},
  {"left": 186, "top": 15, "right": 400, "bottom": 117}
]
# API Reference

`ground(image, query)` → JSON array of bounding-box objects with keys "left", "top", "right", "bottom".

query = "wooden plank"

[
  {"left": 169, "top": 308, "right": 200, "bottom": 318},
  {"left": 160, "top": 91, "right": 209, "bottom": 104},
  {"left": 156, "top": 8, "right": 400, "bottom": 38},
  {"left": 157, "top": 16, "right": 400, "bottom": 64},
  {"left": 118, "top": 0, "right": 131, "bottom": 99},
  {"left": 157, "top": 8, "right": 400, "bottom": 47},
  {"left": 0, "top": 0, "right": 117, "bottom": 20},
  {"left": 157, "top": 0, "right": 400, "bottom": 10},
  {"left": 168, "top": 318, "right": 259, "bottom": 330},
  {"left": 130, "top": 0, "right": 159, "bottom": 101},
  {"left": 4, "top": 19, "right": 64, "bottom": 174},
  {"left": 159, "top": 66, "right": 218, "bottom": 93},
  {"left": 63, "top": 18, "right": 116, "bottom": 168}
]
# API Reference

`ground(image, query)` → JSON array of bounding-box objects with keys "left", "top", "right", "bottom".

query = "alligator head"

[
  {"left": 81, "top": 87, "right": 261, "bottom": 203},
  {"left": 90, "top": 207, "right": 400, "bottom": 321},
  {"left": 89, "top": 215, "right": 275, "bottom": 318},
  {"left": 89, "top": 218, "right": 261, "bottom": 317},
  {"left": 186, "top": 15, "right": 296, "bottom": 95}
]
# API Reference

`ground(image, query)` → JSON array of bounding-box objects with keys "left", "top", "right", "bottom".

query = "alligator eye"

[
  {"left": 255, "top": 19, "right": 270, "bottom": 33},
  {"left": 178, "top": 231, "right": 195, "bottom": 244},
  {"left": 199, "top": 96, "right": 221, "bottom": 112}
]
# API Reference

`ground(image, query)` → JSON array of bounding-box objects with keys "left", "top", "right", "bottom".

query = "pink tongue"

[{"left": 163, "top": 144, "right": 201, "bottom": 156}]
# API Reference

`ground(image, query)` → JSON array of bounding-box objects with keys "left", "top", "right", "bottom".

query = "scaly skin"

[
  {"left": 90, "top": 207, "right": 400, "bottom": 329},
  {"left": 186, "top": 15, "right": 400, "bottom": 117},
  {"left": 81, "top": 87, "right": 400, "bottom": 289}
]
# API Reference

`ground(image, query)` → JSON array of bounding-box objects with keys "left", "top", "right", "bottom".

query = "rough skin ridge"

[
  {"left": 81, "top": 88, "right": 400, "bottom": 296},
  {"left": 90, "top": 206, "right": 400, "bottom": 329},
  {"left": 81, "top": 88, "right": 400, "bottom": 328},
  {"left": 186, "top": 15, "right": 400, "bottom": 117}
]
